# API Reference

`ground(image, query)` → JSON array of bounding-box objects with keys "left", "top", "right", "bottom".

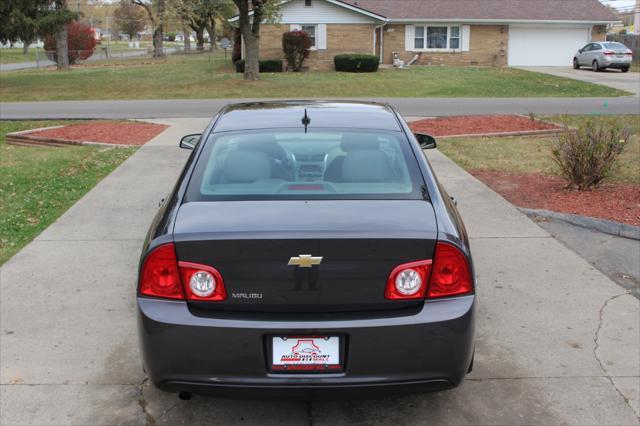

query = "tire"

[
  {"left": 573, "top": 58, "right": 580, "bottom": 69},
  {"left": 592, "top": 60, "right": 600, "bottom": 72},
  {"left": 621, "top": 66, "right": 630, "bottom": 73}
]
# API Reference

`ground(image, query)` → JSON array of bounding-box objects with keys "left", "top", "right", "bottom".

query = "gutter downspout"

[{"left": 373, "top": 20, "right": 389, "bottom": 63}]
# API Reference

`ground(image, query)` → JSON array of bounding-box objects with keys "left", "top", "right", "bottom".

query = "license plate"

[
  {"left": 270, "top": 336, "right": 342, "bottom": 372},
  {"left": 617, "top": 55, "right": 624, "bottom": 58}
]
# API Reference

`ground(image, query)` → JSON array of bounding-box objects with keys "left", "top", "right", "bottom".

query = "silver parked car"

[{"left": 574, "top": 42, "right": 633, "bottom": 72}]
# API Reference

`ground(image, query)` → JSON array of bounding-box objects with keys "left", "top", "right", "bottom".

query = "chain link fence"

[{"left": 29, "top": 44, "right": 220, "bottom": 68}]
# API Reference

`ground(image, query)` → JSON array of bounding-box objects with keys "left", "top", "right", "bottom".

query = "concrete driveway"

[
  {"left": 1, "top": 120, "right": 639, "bottom": 425},
  {"left": 521, "top": 66, "right": 640, "bottom": 94}
]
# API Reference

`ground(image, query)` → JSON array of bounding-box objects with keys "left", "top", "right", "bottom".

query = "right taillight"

[
  {"left": 427, "top": 242, "right": 473, "bottom": 298},
  {"left": 139, "top": 243, "right": 184, "bottom": 300}
]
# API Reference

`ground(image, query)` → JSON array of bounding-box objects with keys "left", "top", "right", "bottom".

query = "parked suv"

[{"left": 574, "top": 42, "right": 633, "bottom": 72}]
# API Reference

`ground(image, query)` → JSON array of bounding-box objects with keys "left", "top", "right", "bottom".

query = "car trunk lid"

[{"left": 173, "top": 200, "right": 438, "bottom": 312}]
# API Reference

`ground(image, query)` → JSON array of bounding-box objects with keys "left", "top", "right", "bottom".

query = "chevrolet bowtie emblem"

[{"left": 288, "top": 254, "right": 323, "bottom": 268}]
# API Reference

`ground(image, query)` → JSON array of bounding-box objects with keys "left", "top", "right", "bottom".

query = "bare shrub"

[{"left": 551, "top": 117, "right": 630, "bottom": 190}]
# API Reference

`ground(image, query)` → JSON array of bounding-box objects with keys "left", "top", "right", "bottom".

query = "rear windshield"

[
  {"left": 184, "top": 129, "right": 425, "bottom": 201},
  {"left": 602, "top": 42, "right": 628, "bottom": 50}
]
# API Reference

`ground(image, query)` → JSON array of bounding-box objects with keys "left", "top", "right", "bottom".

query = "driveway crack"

[
  {"left": 593, "top": 292, "right": 640, "bottom": 421},
  {"left": 137, "top": 377, "right": 157, "bottom": 426}
]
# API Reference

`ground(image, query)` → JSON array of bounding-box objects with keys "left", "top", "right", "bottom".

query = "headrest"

[
  {"left": 342, "top": 150, "right": 392, "bottom": 183},
  {"left": 341, "top": 133, "right": 380, "bottom": 152},
  {"left": 222, "top": 150, "right": 272, "bottom": 183}
]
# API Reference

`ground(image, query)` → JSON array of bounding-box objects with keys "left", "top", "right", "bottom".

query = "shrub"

[
  {"left": 234, "top": 59, "right": 283, "bottom": 73},
  {"left": 44, "top": 21, "right": 98, "bottom": 65},
  {"left": 551, "top": 117, "right": 630, "bottom": 190},
  {"left": 282, "top": 31, "right": 311, "bottom": 72},
  {"left": 334, "top": 54, "right": 380, "bottom": 72}
]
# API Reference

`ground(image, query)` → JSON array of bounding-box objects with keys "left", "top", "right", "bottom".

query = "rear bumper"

[
  {"left": 601, "top": 59, "right": 632, "bottom": 68},
  {"left": 137, "top": 295, "right": 475, "bottom": 399}
]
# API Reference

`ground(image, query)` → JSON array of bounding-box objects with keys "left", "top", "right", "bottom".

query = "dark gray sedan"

[{"left": 137, "top": 101, "right": 475, "bottom": 400}]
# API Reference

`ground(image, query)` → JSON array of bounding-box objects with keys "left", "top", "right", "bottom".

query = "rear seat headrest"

[{"left": 341, "top": 133, "right": 380, "bottom": 152}]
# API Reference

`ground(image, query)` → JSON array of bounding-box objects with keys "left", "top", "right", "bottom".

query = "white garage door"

[{"left": 508, "top": 26, "right": 591, "bottom": 66}]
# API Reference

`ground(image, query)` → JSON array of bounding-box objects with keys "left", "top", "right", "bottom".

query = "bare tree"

[
  {"left": 132, "top": 0, "right": 166, "bottom": 57},
  {"left": 113, "top": 0, "right": 147, "bottom": 41}
]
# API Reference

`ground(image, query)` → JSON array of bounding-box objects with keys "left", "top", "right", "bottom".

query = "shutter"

[
  {"left": 317, "top": 24, "right": 327, "bottom": 50},
  {"left": 461, "top": 25, "right": 470, "bottom": 51},
  {"left": 405, "top": 25, "right": 415, "bottom": 51},
  {"left": 290, "top": 24, "right": 302, "bottom": 31}
]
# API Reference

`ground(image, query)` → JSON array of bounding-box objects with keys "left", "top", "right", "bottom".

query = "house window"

[
  {"left": 415, "top": 25, "right": 462, "bottom": 50},
  {"left": 414, "top": 26, "right": 425, "bottom": 49},
  {"left": 301, "top": 25, "right": 316, "bottom": 47},
  {"left": 427, "top": 27, "right": 447, "bottom": 49},
  {"left": 305, "top": 0, "right": 312, "bottom": 6},
  {"left": 449, "top": 26, "right": 460, "bottom": 49}
]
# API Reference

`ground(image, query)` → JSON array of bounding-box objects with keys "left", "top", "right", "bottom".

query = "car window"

[
  {"left": 591, "top": 43, "right": 602, "bottom": 51},
  {"left": 581, "top": 44, "right": 592, "bottom": 51},
  {"left": 184, "top": 129, "right": 425, "bottom": 201},
  {"left": 602, "top": 42, "right": 627, "bottom": 50}
]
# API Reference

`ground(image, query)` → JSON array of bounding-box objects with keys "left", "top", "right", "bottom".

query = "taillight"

[
  {"left": 179, "top": 262, "right": 226, "bottom": 301},
  {"left": 385, "top": 260, "right": 432, "bottom": 300},
  {"left": 625, "top": 51, "right": 633, "bottom": 56},
  {"left": 139, "top": 243, "right": 184, "bottom": 300},
  {"left": 428, "top": 242, "right": 473, "bottom": 298},
  {"left": 603, "top": 50, "right": 615, "bottom": 56},
  {"left": 139, "top": 244, "right": 226, "bottom": 301}
]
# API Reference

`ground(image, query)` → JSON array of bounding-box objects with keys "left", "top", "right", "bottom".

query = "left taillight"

[
  {"left": 139, "top": 243, "right": 184, "bottom": 300},
  {"left": 139, "top": 243, "right": 227, "bottom": 301}
]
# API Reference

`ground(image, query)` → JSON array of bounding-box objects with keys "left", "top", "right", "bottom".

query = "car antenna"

[{"left": 302, "top": 109, "right": 311, "bottom": 133}]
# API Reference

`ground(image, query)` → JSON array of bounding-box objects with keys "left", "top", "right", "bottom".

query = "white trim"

[
  {"left": 461, "top": 25, "right": 470, "bottom": 51},
  {"left": 323, "top": 0, "right": 387, "bottom": 21},
  {"left": 228, "top": 0, "right": 387, "bottom": 23},
  {"left": 389, "top": 19, "right": 617, "bottom": 25},
  {"left": 317, "top": 23, "right": 327, "bottom": 50}
]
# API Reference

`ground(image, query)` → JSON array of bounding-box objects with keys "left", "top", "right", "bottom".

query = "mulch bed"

[
  {"left": 23, "top": 121, "right": 168, "bottom": 146},
  {"left": 470, "top": 170, "right": 640, "bottom": 226},
  {"left": 409, "top": 115, "right": 562, "bottom": 137}
]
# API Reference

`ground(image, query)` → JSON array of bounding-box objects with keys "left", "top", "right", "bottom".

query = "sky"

[{"left": 599, "top": 0, "right": 637, "bottom": 11}]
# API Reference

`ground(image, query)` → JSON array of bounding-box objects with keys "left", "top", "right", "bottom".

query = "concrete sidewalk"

[{"left": 1, "top": 119, "right": 638, "bottom": 425}]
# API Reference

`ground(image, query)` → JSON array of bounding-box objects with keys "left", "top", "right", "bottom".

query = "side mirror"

[
  {"left": 179, "top": 134, "right": 201, "bottom": 150},
  {"left": 415, "top": 133, "right": 437, "bottom": 149}
]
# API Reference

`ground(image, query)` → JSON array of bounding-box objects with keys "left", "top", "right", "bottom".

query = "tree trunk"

[
  {"left": 153, "top": 26, "right": 165, "bottom": 57},
  {"left": 196, "top": 28, "right": 205, "bottom": 51},
  {"left": 23, "top": 43, "right": 29, "bottom": 55},
  {"left": 55, "top": 26, "right": 69, "bottom": 70},
  {"left": 243, "top": 32, "right": 259, "bottom": 80},
  {"left": 206, "top": 20, "right": 216, "bottom": 50},
  {"left": 183, "top": 27, "right": 191, "bottom": 52}
]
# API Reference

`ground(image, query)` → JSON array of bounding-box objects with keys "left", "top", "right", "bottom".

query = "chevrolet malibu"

[{"left": 137, "top": 101, "right": 475, "bottom": 400}]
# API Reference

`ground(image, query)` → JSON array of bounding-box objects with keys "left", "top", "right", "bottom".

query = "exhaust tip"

[{"left": 178, "top": 391, "right": 192, "bottom": 401}]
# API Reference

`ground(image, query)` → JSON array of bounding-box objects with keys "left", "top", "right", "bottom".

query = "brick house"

[{"left": 230, "top": 0, "right": 617, "bottom": 70}]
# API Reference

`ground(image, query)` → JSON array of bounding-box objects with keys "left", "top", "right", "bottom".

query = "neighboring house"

[{"left": 230, "top": 0, "right": 618, "bottom": 69}]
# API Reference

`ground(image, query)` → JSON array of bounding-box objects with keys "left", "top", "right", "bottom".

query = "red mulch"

[
  {"left": 27, "top": 121, "right": 168, "bottom": 146},
  {"left": 470, "top": 170, "right": 640, "bottom": 226},
  {"left": 409, "top": 115, "right": 561, "bottom": 137}
]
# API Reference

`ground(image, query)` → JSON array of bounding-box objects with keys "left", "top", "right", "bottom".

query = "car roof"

[{"left": 213, "top": 101, "right": 403, "bottom": 133}]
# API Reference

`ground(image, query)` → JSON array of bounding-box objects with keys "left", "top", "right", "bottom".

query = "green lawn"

[
  {"left": 0, "top": 53, "right": 628, "bottom": 101},
  {"left": 0, "top": 121, "right": 137, "bottom": 265},
  {"left": 0, "top": 47, "right": 39, "bottom": 64},
  {"left": 437, "top": 115, "right": 640, "bottom": 185}
]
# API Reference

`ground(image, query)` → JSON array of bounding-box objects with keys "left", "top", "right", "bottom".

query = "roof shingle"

[{"left": 339, "top": 0, "right": 617, "bottom": 22}]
